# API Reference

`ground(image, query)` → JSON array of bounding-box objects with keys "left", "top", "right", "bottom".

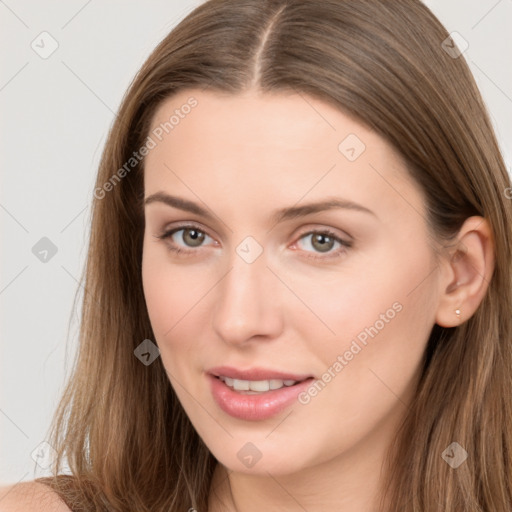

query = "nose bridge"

[{"left": 212, "top": 242, "right": 282, "bottom": 344}]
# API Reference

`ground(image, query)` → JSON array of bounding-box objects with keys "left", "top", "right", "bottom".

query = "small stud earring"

[{"left": 455, "top": 308, "right": 461, "bottom": 317}]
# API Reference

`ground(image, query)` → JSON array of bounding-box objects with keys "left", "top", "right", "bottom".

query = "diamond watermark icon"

[
  {"left": 441, "top": 32, "right": 469, "bottom": 59},
  {"left": 32, "top": 237, "right": 58, "bottom": 263},
  {"left": 31, "top": 31, "right": 59, "bottom": 59},
  {"left": 441, "top": 441, "right": 468, "bottom": 468},
  {"left": 338, "top": 133, "right": 366, "bottom": 162},
  {"left": 31, "top": 441, "right": 57, "bottom": 470},
  {"left": 237, "top": 442, "right": 262, "bottom": 468},
  {"left": 134, "top": 339, "right": 160, "bottom": 366},
  {"left": 236, "top": 236, "right": 263, "bottom": 264}
]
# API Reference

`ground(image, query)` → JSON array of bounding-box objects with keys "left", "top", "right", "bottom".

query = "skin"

[{"left": 141, "top": 88, "right": 494, "bottom": 511}]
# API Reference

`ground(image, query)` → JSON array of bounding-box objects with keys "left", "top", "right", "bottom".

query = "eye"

[
  {"left": 154, "top": 224, "right": 352, "bottom": 260},
  {"left": 154, "top": 224, "right": 214, "bottom": 255},
  {"left": 293, "top": 229, "right": 352, "bottom": 260}
]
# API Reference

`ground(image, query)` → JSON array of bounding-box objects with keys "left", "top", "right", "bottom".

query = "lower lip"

[{"left": 207, "top": 374, "right": 315, "bottom": 421}]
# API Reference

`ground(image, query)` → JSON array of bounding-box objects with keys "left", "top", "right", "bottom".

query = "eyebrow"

[{"left": 144, "top": 191, "right": 377, "bottom": 224}]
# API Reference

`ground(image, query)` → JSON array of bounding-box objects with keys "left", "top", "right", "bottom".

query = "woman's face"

[{"left": 142, "top": 88, "right": 443, "bottom": 476}]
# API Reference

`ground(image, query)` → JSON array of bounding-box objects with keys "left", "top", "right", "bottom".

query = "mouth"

[
  {"left": 207, "top": 365, "right": 313, "bottom": 383},
  {"left": 206, "top": 367, "right": 316, "bottom": 421},
  {"left": 214, "top": 375, "right": 310, "bottom": 394}
]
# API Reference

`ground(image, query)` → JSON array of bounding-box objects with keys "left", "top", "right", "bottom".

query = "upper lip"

[{"left": 207, "top": 365, "right": 313, "bottom": 382}]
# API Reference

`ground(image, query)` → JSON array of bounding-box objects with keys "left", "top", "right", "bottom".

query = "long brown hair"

[{"left": 35, "top": 0, "right": 512, "bottom": 510}]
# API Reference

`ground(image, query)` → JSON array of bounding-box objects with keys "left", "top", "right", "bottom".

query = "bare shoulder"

[{"left": 0, "top": 481, "right": 72, "bottom": 512}]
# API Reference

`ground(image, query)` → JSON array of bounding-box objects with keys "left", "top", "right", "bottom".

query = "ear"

[{"left": 435, "top": 216, "right": 495, "bottom": 327}]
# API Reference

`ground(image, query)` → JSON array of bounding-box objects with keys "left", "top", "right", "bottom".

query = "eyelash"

[{"left": 154, "top": 223, "right": 352, "bottom": 261}]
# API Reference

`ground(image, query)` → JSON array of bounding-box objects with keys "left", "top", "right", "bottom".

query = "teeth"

[
  {"left": 233, "top": 378, "right": 251, "bottom": 390},
  {"left": 270, "top": 379, "right": 285, "bottom": 389},
  {"left": 219, "top": 376, "right": 299, "bottom": 392}
]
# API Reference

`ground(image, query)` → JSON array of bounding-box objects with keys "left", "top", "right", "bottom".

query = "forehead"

[
  {"left": 148, "top": 88, "right": 382, "bottom": 153},
  {"left": 144, "top": 88, "right": 424, "bottom": 227}
]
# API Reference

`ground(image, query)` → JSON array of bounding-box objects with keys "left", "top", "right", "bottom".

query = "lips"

[
  {"left": 207, "top": 365, "right": 313, "bottom": 382},
  {"left": 206, "top": 366, "right": 315, "bottom": 421}
]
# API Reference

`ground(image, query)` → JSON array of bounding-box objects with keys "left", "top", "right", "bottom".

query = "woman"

[{"left": 2, "top": 0, "right": 511, "bottom": 510}]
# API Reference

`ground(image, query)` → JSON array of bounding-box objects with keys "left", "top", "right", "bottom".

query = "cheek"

[
  {"left": 141, "top": 242, "right": 218, "bottom": 383},
  {"left": 286, "top": 290, "right": 433, "bottom": 462},
  {"left": 142, "top": 251, "right": 174, "bottom": 338},
  {"left": 289, "top": 240, "right": 437, "bottom": 396},
  {"left": 142, "top": 257, "right": 190, "bottom": 389},
  {"left": 142, "top": 240, "right": 201, "bottom": 337}
]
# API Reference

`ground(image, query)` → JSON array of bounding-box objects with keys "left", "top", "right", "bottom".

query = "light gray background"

[{"left": 1, "top": 0, "right": 511, "bottom": 486}]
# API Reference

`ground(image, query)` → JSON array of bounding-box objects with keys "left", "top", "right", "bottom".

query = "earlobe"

[{"left": 435, "top": 216, "right": 495, "bottom": 328}]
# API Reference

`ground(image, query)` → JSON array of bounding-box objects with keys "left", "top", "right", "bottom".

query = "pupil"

[
  {"left": 185, "top": 228, "right": 204, "bottom": 247},
  {"left": 313, "top": 233, "right": 333, "bottom": 253}
]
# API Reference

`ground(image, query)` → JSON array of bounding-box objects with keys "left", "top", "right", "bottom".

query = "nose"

[{"left": 211, "top": 246, "right": 284, "bottom": 347}]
